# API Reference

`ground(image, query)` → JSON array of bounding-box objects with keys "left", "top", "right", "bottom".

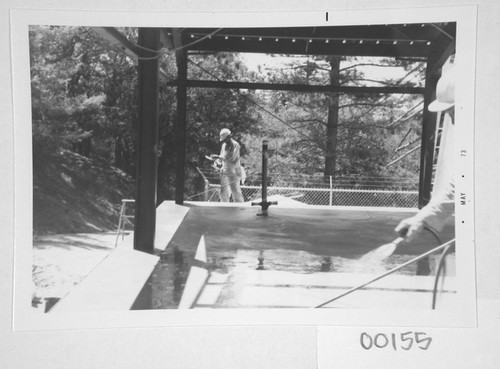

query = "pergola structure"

[{"left": 93, "top": 23, "right": 456, "bottom": 253}]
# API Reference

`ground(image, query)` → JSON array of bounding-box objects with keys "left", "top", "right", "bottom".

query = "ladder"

[
  {"left": 431, "top": 111, "right": 446, "bottom": 186},
  {"left": 115, "top": 199, "right": 135, "bottom": 247}
]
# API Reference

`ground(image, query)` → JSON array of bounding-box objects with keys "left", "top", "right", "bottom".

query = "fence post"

[
  {"left": 203, "top": 179, "right": 209, "bottom": 202},
  {"left": 329, "top": 175, "right": 333, "bottom": 206}
]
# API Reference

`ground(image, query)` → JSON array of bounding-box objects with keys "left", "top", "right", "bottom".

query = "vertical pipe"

[
  {"left": 261, "top": 140, "right": 268, "bottom": 207},
  {"left": 134, "top": 28, "right": 160, "bottom": 254},
  {"left": 251, "top": 140, "right": 277, "bottom": 215},
  {"left": 174, "top": 32, "right": 188, "bottom": 205},
  {"left": 203, "top": 180, "right": 209, "bottom": 202}
]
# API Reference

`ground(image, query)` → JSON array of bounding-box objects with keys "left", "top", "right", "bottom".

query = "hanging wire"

[
  {"left": 134, "top": 42, "right": 163, "bottom": 54},
  {"left": 392, "top": 128, "right": 413, "bottom": 155},
  {"left": 170, "top": 28, "right": 224, "bottom": 53},
  {"left": 385, "top": 101, "right": 424, "bottom": 128},
  {"left": 344, "top": 62, "right": 425, "bottom": 125},
  {"left": 385, "top": 145, "right": 421, "bottom": 168},
  {"left": 89, "top": 27, "right": 425, "bottom": 199},
  {"left": 187, "top": 58, "right": 315, "bottom": 142},
  {"left": 89, "top": 27, "right": 224, "bottom": 62},
  {"left": 185, "top": 56, "right": 426, "bottom": 200}
]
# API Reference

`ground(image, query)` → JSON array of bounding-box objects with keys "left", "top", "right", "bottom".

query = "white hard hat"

[
  {"left": 219, "top": 128, "right": 231, "bottom": 141},
  {"left": 428, "top": 55, "right": 455, "bottom": 113}
]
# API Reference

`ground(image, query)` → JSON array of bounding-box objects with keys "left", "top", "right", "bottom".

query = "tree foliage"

[
  {"left": 238, "top": 54, "right": 425, "bottom": 186},
  {"left": 30, "top": 26, "right": 139, "bottom": 173},
  {"left": 30, "top": 26, "right": 260, "bottom": 202},
  {"left": 30, "top": 25, "right": 425, "bottom": 208}
]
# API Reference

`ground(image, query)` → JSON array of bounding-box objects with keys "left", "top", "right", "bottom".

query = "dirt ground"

[{"left": 32, "top": 232, "right": 121, "bottom": 309}]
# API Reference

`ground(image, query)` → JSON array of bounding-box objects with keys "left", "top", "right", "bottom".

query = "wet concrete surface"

[{"left": 132, "top": 205, "right": 455, "bottom": 310}]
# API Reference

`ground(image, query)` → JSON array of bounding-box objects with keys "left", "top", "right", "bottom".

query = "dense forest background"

[{"left": 30, "top": 25, "right": 425, "bottom": 235}]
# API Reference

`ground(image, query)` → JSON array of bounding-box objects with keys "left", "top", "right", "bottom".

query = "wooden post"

[
  {"left": 174, "top": 31, "right": 188, "bottom": 205},
  {"left": 133, "top": 28, "right": 160, "bottom": 253}
]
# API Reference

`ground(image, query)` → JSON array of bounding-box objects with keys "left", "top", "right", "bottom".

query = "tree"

[
  {"left": 30, "top": 25, "right": 140, "bottom": 174},
  {"left": 325, "top": 56, "right": 341, "bottom": 177},
  {"left": 242, "top": 54, "right": 425, "bottom": 186},
  {"left": 155, "top": 52, "right": 260, "bottom": 201}
]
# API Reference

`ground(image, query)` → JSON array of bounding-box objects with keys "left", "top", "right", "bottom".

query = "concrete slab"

[
  {"left": 165, "top": 203, "right": 454, "bottom": 259},
  {"left": 195, "top": 277, "right": 227, "bottom": 306},
  {"left": 194, "top": 269, "right": 456, "bottom": 309},
  {"left": 243, "top": 270, "right": 456, "bottom": 292},
  {"left": 51, "top": 248, "right": 159, "bottom": 312},
  {"left": 116, "top": 202, "right": 189, "bottom": 251},
  {"left": 235, "top": 285, "right": 454, "bottom": 309},
  {"left": 178, "top": 236, "right": 209, "bottom": 309},
  {"left": 154, "top": 202, "right": 190, "bottom": 251},
  {"left": 129, "top": 201, "right": 456, "bottom": 310}
]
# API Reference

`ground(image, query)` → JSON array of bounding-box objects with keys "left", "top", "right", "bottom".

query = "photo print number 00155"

[{"left": 360, "top": 332, "right": 432, "bottom": 351}]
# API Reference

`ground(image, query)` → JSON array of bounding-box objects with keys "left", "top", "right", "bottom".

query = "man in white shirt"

[
  {"left": 395, "top": 55, "right": 456, "bottom": 241},
  {"left": 211, "top": 128, "right": 244, "bottom": 203}
]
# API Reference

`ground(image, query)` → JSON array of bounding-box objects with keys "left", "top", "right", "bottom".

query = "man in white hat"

[
  {"left": 210, "top": 128, "right": 244, "bottom": 202},
  {"left": 395, "top": 54, "right": 456, "bottom": 242}
]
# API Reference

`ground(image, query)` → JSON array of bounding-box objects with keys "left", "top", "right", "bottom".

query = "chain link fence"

[{"left": 195, "top": 168, "right": 419, "bottom": 208}]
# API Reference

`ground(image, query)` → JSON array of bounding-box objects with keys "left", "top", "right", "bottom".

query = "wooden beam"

[
  {"left": 173, "top": 28, "right": 188, "bottom": 205},
  {"left": 166, "top": 79, "right": 424, "bottom": 95},
  {"left": 133, "top": 28, "right": 161, "bottom": 254}
]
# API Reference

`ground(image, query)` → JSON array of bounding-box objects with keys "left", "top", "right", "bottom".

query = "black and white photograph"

[
  {"left": 2, "top": 1, "right": 499, "bottom": 368},
  {"left": 27, "top": 22, "right": 466, "bottom": 315},
  {"left": 12, "top": 5, "right": 477, "bottom": 328}
]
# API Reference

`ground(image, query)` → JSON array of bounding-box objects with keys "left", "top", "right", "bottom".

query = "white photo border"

[{"left": 11, "top": 5, "right": 477, "bottom": 331}]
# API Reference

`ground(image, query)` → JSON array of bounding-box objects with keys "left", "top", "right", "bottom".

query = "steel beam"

[
  {"left": 166, "top": 79, "right": 424, "bottom": 95},
  {"left": 173, "top": 28, "right": 188, "bottom": 205},
  {"left": 133, "top": 28, "right": 161, "bottom": 254}
]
